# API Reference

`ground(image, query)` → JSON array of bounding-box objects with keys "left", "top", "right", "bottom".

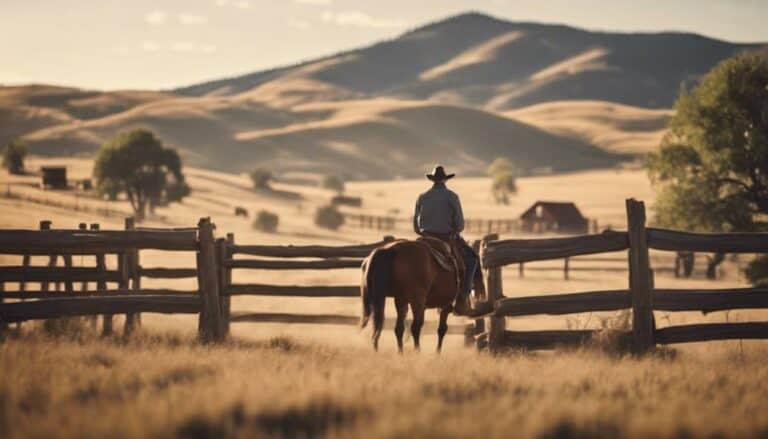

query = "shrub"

[
  {"left": 253, "top": 210, "right": 279, "bottom": 232},
  {"left": 2, "top": 139, "right": 28, "bottom": 175},
  {"left": 250, "top": 168, "right": 272, "bottom": 190},
  {"left": 314, "top": 205, "right": 345, "bottom": 230}
]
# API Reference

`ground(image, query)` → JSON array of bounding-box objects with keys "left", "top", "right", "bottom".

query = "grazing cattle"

[{"left": 234, "top": 206, "right": 248, "bottom": 217}]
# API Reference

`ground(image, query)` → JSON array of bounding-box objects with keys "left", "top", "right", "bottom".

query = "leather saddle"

[{"left": 417, "top": 236, "right": 464, "bottom": 291}]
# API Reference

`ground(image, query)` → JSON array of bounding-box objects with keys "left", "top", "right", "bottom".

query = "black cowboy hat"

[{"left": 426, "top": 165, "right": 455, "bottom": 182}]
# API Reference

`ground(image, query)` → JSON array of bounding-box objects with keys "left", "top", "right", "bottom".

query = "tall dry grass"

[{"left": 2, "top": 329, "right": 768, "bottom": 439}]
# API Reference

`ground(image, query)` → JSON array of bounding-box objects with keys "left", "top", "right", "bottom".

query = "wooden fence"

[
  {"left": 342, "top": 213, "right": 397, "bottom": 231},
  {"left": 473, "top": 198, "right": 768, "bottom": 354},
  {"left": 4, "top": 200, "right": 768, "bottom": 352},
  {"left": 0, "top": 218, "right": 225, "bottom": 342},
  {"left": 217, "top": 234, "right": 466, "bottom": 335}
]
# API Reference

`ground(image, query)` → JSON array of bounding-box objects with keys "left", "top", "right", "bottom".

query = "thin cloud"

[
  {"left": 145, "top": 10, "right": 168, "bottom": 25},
  {"left": 294, "top": 0, "right": 332, "bottom": 5},
  {"left": 235, "top": 1, "right": 251, "bottom": 8},
  {"left": 321, "top": 11, "right": 406, "bottom": 28},
  {"left": 179, "top": 13, "right": 208, "bottom": 25},
  {"left": 140, "top": 41, "right": 216, "bottom": 54}
]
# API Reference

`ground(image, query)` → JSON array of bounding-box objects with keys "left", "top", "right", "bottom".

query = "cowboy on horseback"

[
  {"left": 360, "top": 164, "right": 483, "bottom": 352},
  {"left": 413, "top": 165, "right": 479, "bottom": 316}
]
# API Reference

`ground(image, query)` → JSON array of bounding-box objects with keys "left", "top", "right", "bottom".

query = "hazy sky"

[{"left": 2, "top": 0, "right": 767, "bottom": 90}]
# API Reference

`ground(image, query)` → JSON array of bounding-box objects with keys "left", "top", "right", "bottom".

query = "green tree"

[
  {"left": 646, "top": 52, "right": 768, "bottom": 280},
  {"left": 2, "top": 139, "right": 28, "bottom": 175},
  {"left": 250, "top": 167, "right": 272, "bottom": 190},
  {"left": 487, "top": 157, "right": 517, "bottom": 204},
  {"left": 322, "top": 174, "right": 345, "bottom": 194},
  {"left": 487, "top": 157, "right": 514, "bottom": 177},
  {"left": 93, "top": 129, "right": 189, "bottom": 221},
  {"left": 491, "top": 172, "right": 517, "bottom": 205}
]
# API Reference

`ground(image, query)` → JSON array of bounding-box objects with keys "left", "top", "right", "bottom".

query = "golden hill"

[
  {"left": 18, "top": 96, "right": 623, "bottom": 179},
  {"left": 506, "top": 100, "right": 672, "bottom": 155}
]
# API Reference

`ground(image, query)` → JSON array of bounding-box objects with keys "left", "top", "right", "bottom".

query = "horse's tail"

[{"left": 360, "top": 246, "right": 395, "bottom": 338}]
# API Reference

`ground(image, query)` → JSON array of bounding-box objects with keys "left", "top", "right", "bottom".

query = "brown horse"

[{"left": 360, "top": 239, "right": 484, "bottom": 352}]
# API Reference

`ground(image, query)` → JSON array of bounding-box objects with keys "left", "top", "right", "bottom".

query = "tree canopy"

[
  {"left": 2, "top": 139, "right": 28, "bottom": 175},
  {"left": 647, "top": 53, "right": 768, "bottom": 232},
  {"left": 93, "top": 129, "right": 189, "bottom": 220},
  {"left": 487, "top": 157, "right": 517, "bottom": 204},
  {"left": 249, "top": 167, "right": 272, "bottom": 190},
  {"left": 646, "top": 52, "right": 768, "bottom": 279}
]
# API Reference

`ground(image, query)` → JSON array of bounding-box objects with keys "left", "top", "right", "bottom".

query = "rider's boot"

[{"left": 452, "top": 252, "right": 477, "bottom": 316}]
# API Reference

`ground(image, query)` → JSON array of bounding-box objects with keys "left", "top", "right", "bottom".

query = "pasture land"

[
  {"left": 2, "top": 158, "right": 767, "bottom": 438},
  {"left": 3, "top": 332, "right": 768, "bottom": 439}
]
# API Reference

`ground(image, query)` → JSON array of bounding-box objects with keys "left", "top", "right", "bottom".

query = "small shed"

[
  {"left": 520, "top": 201, "right": 588, "bottom": 234},
  {"left": 331, "top": 195, "right": 362, "bottom": 207},
  {"left": 41, "top": 166, "right": 68, "bottom": 189}
]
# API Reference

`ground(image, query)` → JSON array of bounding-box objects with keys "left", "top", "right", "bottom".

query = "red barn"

[{"left": 520, "top": 201, "right": 589, "bottom": 234}]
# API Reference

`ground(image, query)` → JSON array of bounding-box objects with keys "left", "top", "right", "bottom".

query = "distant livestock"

[{"left": 234, "top": 206, "right": 248, "bottom": 218}]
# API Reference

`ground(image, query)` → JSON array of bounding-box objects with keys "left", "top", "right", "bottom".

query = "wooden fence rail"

[
  {"left": 475, "top": 198, "right": 768, "bottom": 354},
  {"left": 0, "top": 217, "right": 224, "bottom": 343},
  {"left": 5, "top": 199, "right": 767, "bottom": 352}
]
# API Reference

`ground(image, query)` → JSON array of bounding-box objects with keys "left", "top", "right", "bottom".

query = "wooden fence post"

[
  {"left": 518, "top": 262, "right": 524, "bottom": 278},
  {"left": 482, "top": 233, "right": 505, "bottom": 353},
  {"left": 197, "top": 217, "right": 224, "bottom": 342},
  {"left": 123, "top": 217, "right": 139, "bottom": 335},
  {"left": 626, "top": 198, "right": 655, "bottom": 354},
  {"left": 465, "top": 239, "right": 485, "bottom": 347},
  {"left": 0, "top": 281, "right": 6, "bottom": 336},
  {"left": 91, "top": 223, "right": 112, "bottom": 336},
  {"left": 216, "top": 233, "right": 233, "bottom": 336},
  {"left": 39, "top": 220, "right": 53, "bottom": 293},
  {"left": 564, "top": 257, "right": 570, "bottom": 280}
]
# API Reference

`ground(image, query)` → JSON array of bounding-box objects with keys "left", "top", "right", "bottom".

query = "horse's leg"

[
  {"left": 437, "top": 307, "right": 451, "bottom": 353},
  {"left": 394, "top": 296, "right": 408, "bottom": 353},
  {"left": 410, "top": 298, "right": 426, "bottom": 351}
]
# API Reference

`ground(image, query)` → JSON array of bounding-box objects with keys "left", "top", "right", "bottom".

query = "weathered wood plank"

[
  {"left": 494, "top": 290, "right": 630, "bottom": 317},
  {"left": 656, "top": 322, "right": 768, "bottom": 344},
  {"left": 0, "top": 288, "right": 198, "bottom": 299},
  {"left": 626, "top": 198, "right": 654, "bottom": 354},
  {"left": 0, "top": 229, "right": 198, "bottom": 254},
  {"left": 647, "top": 228, "right": 768, "bottom": 253},
  {"left": 229, "top": 312, "right": 465, "bottom": 334},
  {"left": 0, "top": 295, "right": 201, "bottom": 323},
  {"left": 139, "top": 267, "right": 198, "bottom": 279},
  {"left": 653, "top": 288, "right": 768, "bottom": 312},
  {"left": 226, "top": 258, "right": 364, "bottom": 270},
  {"left": 229, "top": 240, "right": 390, "bottom": 258},
  {"left": 226, "top": 284, "right": 360, "bottom": 297},
  {"left": 0, "top": 267, "right": 121, "bottom": 283},
  {"left": 197, "top": 218, "right": 224, "bottom": 343},
  {"left": 483, "top": 234, "right": 505, "bottom": 353},
  {"left": 481, "top": 231, "right": 629, "bottom": 268}
]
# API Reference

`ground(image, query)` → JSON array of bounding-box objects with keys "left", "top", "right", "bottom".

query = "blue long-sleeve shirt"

[{"left": 413, "top": 182, "right": 465, "bottom": 235}]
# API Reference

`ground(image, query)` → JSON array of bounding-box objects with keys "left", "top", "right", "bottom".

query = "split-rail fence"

[
  {"left": 472, "top": 198, "right": 768, "bottom": 354},
  {"left": 3, "top": 199, "right": 768, "bottom": 353}
]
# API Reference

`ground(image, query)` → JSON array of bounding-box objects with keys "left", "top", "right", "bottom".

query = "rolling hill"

[
  {"left": 2, "top": 12, "right": 763, "bottom": 179},
  {"left": 176, "top": 12, "right": 763, "bottom": 110},
  {"left": 16, "top": 96, "right": 623, "bottom": 178},
  {"left": 506, "top": 100, "right": 672, "bottom": 155}
]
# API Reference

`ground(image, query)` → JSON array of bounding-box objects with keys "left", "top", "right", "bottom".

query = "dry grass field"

[{"left": 2, "top": 158, "right": 767, "bottom": 438}]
